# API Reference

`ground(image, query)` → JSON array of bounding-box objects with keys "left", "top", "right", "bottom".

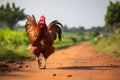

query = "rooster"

[{"left": 25, "top": 15, "right": 63, "bottom": 69}]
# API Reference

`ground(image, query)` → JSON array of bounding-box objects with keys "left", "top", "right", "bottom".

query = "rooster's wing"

[{"left": 25, "top": 15, "right": 40, "bottom": 46}]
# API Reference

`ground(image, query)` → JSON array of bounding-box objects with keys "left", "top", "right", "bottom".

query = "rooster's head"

[{"left": 38, "top": 15, "right": 46, "bottom": 28}]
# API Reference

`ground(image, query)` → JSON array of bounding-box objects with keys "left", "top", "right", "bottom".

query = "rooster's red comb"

[{"left": 40, "top": 15, "right": 46, "bottom": 21}]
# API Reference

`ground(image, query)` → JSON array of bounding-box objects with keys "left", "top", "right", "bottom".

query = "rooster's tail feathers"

[{"left": 48, "top": 20, "right": 63, "bottom": 41}]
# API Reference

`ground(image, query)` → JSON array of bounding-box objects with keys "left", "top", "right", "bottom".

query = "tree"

[
  {"left": 0, "top": 2, "right": 26, "bottom": 29},
  {"left": 70, "top": 27, "right": 77, "bottom": 32},
  {"left": 63, "top": 25, "right": 69, "bottom": 32},
  {"left": 90, "top": 27, "right": 100, "bottom": 38},
  {"left": 105, "top": 1, "right": 120, "bottom": 32},
  {"left": 77, "top": 26, "right": 85, "bottom": 35}
]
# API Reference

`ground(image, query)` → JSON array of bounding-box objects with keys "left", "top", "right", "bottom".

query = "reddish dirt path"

[{"left": 0, "top": 42, "right": 120, "bottom": 80}]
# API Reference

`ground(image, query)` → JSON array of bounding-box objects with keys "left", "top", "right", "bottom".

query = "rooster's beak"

[
  {"left": 40, "top": 21, "right": 45, "bottom": 24},
  {"left": 40, "top": 26, "right": 44, "bottom": 28}
]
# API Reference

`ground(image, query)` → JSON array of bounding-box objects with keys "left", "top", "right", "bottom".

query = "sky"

[{"left": 0, "top": 0, "right": 119, "bottom": 28}]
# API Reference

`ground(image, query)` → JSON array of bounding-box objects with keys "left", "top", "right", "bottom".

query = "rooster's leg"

[
  {"left": 37, "top": 57, "right": 42, "bottom": 69},
  {"left": 34, "top": 55, "right": 37, "bottom": 60},
  {"left": 43, "top": 58, "right": 47, "bottom": 69}
]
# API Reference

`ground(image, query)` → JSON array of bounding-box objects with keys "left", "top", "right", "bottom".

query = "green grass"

[
  {"left": 0, "top": 45, "right": 32, "bottom": 61},
  {"left": 92, "top": 31, "right": 120, "bottom": 57},
  {"left": 54, "top": 38, "right": 74, "bottom": 48},
  {"left": 0, "top": 28, "right": 29, "bottom": 46},
  {"left": 54, "top": 32, "right": 88, "bottom": 48},
  {"left": 0, "top": 28, "right": 32, "bottom": 61}
]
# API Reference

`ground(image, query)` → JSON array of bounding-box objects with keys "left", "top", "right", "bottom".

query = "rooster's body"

[{"left": 25, "top": 15, "right": 63, "bottom": 69}]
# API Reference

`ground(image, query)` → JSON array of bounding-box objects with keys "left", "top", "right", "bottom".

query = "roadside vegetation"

[
  {"left": 91, "top": 29, "right": 120, "bottom": 57},
  {"left": 91, "top": 1, "right": 120, "bottom": 57},
  {"left": 0, "top": 28, "right": 32, "bottom": 61}
]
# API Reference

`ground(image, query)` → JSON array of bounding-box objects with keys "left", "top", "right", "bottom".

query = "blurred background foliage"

[{"left": 0, "top": 2, "right": 26, "bottom": 30}]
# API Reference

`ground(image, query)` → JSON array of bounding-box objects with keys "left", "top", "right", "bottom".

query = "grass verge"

[{"left": 92, "top": 31, "right": 120, "bottom": 57}]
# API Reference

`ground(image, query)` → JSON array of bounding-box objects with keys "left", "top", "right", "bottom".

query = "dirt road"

[{"left": 0, "top": 42, "right": 120, "bottom": 80}]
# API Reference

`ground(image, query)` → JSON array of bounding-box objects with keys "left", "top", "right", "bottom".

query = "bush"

[
  {"left": 0, "top": 28, "right": 29, "bottom": 46},
  {"left": 0, "top": 28, "right": 33, "bottom": 61}
]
